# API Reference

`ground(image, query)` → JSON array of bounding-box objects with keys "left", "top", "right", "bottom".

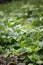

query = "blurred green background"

[{"left": 0, "top": 0, "right": 43, "bottom": 65}]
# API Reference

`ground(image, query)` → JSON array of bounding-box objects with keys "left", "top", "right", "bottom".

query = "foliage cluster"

[{"left": 0, "top": 1, "right": 43, "bottom": 65}]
